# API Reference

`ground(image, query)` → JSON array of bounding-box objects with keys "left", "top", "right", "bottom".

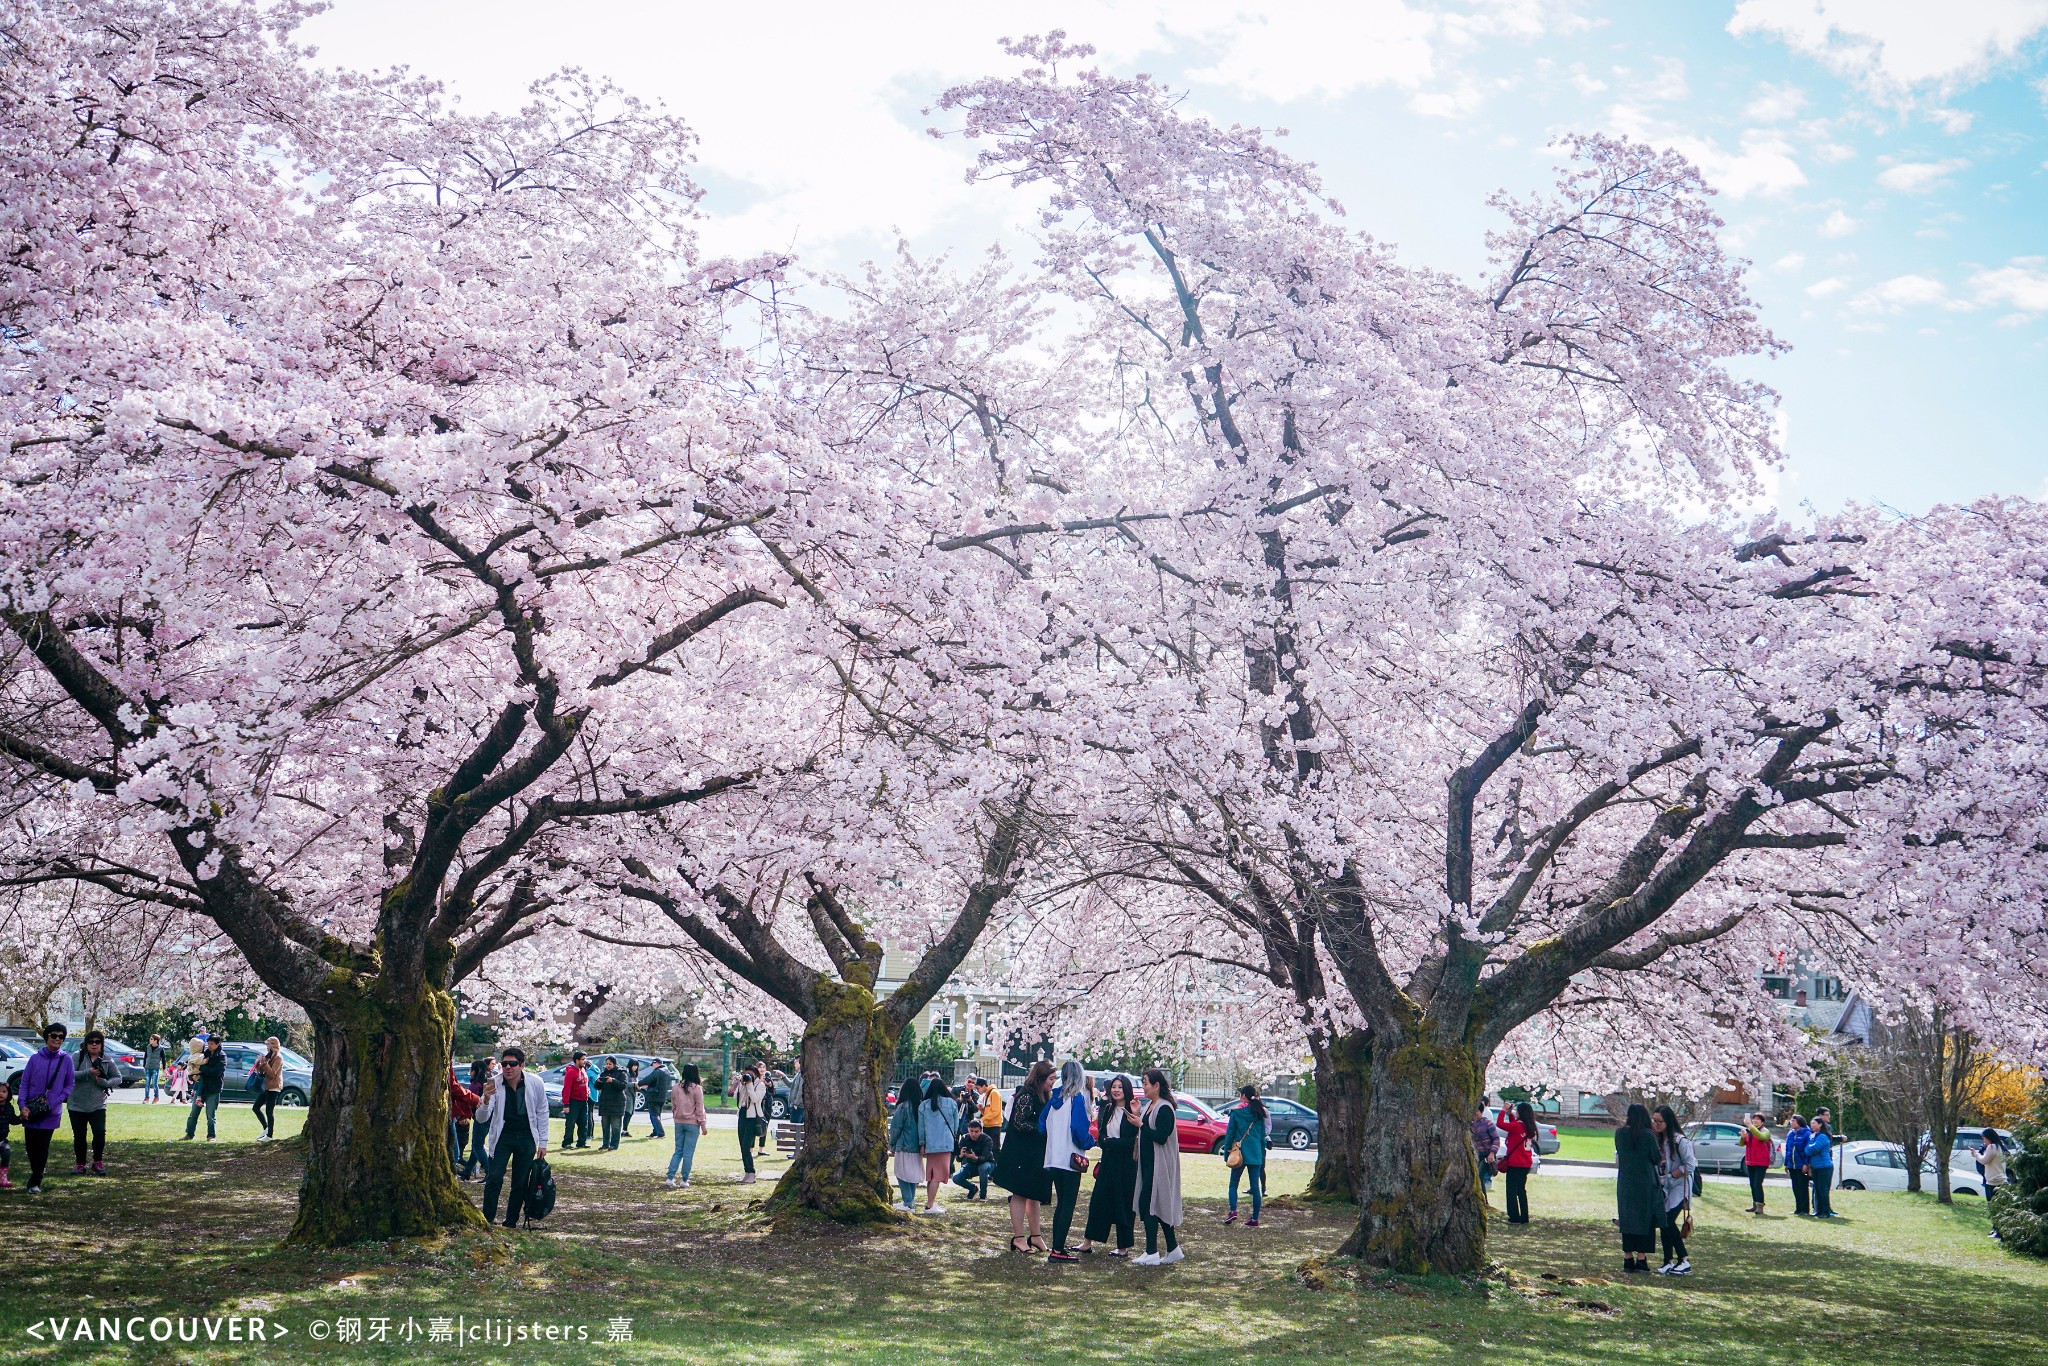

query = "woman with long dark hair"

[
  {"left": 1614, "top": 1103, "right": 1662, "bottom": 1272},
  {"left": 1500, "top": 1100, "right": 1539, "bottom": 1224},
  {"left": 1651, "top": 1105, "right": 1696, "bottom": 1274},
  {"left": 918, "top": 1075, "right": 960, "bottom": 1214},
  {"left": 1223, "top": 1083, "right": 1269, "bottom": 1226},
  {"left": 667, "top": 1062, "right": 709, "bottom": 1188},
  {"left": 1082, "top": 1075, "right": 1139, "bottom": 1256},
  {"left": 888, "top": 1071, "right": 926, "bottom": 1211},
  {"left": 1133, "top": 1068, "right": 1185, "bottom": 1265},
  {"left": 992, "top": 1060, "right": 1055, "bottom": 1253}
]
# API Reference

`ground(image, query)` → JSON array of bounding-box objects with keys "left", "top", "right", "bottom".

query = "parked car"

[
  {"left": 1836, "top": 1140, "right": 1987, "bottom": 1196},
  {"left": 1936, "top": 1126, "right": 2020, "bottom": 1157},
  {"left": 216, "top": 1041, "right": 313, "bottom": 1106},
  {"left": 62, "top": 1034, "right": 148, "bottom": 1086},
  {"left": 1217, "top": 1095, "right": 1321, "bottom": 1151},
  {"left": 1171, "top": 1094, "right": 1230, "bottom": 1153},
  {"left": 0, "top": 1033, "right": 36, "bottom": 1090},
  {"left": 1494, "top": 1108, "right": 1561, "bottom": 1156},
  {"left": 542, "top": 1055, "right": 678, "bottom": 1119},
  {"left": 1684, "top": 1120, "right": 1777, "bottom": 1175}
]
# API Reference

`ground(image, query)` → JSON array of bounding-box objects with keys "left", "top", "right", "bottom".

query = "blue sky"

[{"left": 303, "top": 1, "right": 2048, "bottom": 516}]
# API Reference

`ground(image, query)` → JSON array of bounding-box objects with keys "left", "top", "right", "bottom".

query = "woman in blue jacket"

[
  {"left": 1783, "top": 1114, "right": 1811, "bottom": 1215},
  {"left": 1805, "top": 1115, "right": 1837, "bottom": 1217},
  {"left": 916, "top": 1077, "right": 959, "bottom": 1214},
  {"left": 1223, "top": 1084, "right": 1269, "bottom": 1226},
  {"left": 1039, "top": 1060, "right": 1095, "bottom": 1263},
  {"left": 888, "top": 1081, "right": 925, "bottom": 1212}
]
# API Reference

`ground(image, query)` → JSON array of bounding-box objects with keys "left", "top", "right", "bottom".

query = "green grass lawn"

[
  {"left": 1554, "top": 1124, "right": 1617, "bottom": 1162},
  {"left": 3, "top": 1107, "right": 2044, "bottom": 1364}
]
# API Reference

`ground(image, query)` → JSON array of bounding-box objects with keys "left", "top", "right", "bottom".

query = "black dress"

[
  {"left": 991, "top": 1087, "right": 1051, "bottom": 1202},
  {"left": 1614, "top": 1126, "right": 1661, "bottom": 1253},
  {"left": 1084, "top": 1103, "right": 1139, "bottom": 1246}
]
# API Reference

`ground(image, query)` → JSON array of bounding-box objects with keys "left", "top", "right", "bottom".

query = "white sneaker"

[
  {"left": 1671, "top": 1260, "right": 1692, "bottom": 1275},
  {"left": 1160, "top": 1248, "right": 1185, "bottom": 1265},
  {"left": 923, "top": 1204, "right": 946, "bottom": 1215},
  {"left": 892, "top": 1201, "right": 911, "bottom": 1212},
  {"left": 1131, "top": 1253, "right": 1161, "bottom": 1266},
  {"left": 663, "top": 1177, "right": 677, "bottom": 1188},
  {"left": 1654, "top": 1263, "right": 1673, "bottom": 1274}
]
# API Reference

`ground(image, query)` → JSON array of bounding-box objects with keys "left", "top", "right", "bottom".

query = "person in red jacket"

[
  {"left": 448, "top": 1068, "right": 480, "bottom": 1175},
  {"left": 560, "top": 1052, "right": 592, "bottom": 1150},
  {"left": 1499, "top": 1100, "right": 1538, "bottom": 1224},
  {"left": 1741, "top": 1113, "right": 1775, "bottom": 1214}
]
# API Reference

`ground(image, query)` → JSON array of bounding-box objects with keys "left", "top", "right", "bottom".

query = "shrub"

[{"left": 1991, "top": 1079, "right": 2048, "bottom": 1257}]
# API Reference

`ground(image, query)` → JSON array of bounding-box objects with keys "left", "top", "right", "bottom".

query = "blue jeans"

[
  {"left": 1229, "top": 1162, "right": 1264, "bottom": 1219},
  {"left": 184, "top": 1094, "right": 219, "bottom": 1138},
  {"left": 667, "top": 1124, "right": 701, "bottom": 1181},
  {"left": 898, "top": 1179, "right": 919, "bottom": 1208},
  {"left": 464, "top": 1117, "right": 489, "bottom": 1176},
  {"left": 952, "top": 1160, "right": 996, "bottom": 1198},
  {"left": 647, "top": 1107, "right": 664, "bottom": 1139},
  {"left": 144, "top": 1069, "right": 161, "bottom": 1101}
]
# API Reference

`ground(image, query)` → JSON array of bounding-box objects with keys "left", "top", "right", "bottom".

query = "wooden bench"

[{"left": 774, "top": 1121, "right": 805, "bottom": 1155}]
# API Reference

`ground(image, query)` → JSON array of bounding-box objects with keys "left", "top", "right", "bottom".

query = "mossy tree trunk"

[
  {"left": 1304, "top": 1028, "right": 1367, "bottom": 1203},
  {"left": 1336, "top": 1031, "right": 1487, "bottom": 1275},
  {"left": 288, "top": 976, "right": 484, "bottom": 1245},
  {"left": 765, "top": 980, "right": 898, "bottom": 1224}
]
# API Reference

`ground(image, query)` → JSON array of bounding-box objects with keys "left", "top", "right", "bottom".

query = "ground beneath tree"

[{"left": 1, "top": 1106, "right": 2042, "bottom": 1363}]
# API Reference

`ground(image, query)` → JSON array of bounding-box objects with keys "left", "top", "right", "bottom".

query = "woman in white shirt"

[{"left": 1040, "top": 1060, "right": 1095, "bottom": 1263}]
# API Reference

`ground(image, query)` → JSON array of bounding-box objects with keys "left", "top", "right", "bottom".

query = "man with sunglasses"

[{"left": 478, "top": 1047, "right": 549, "bottom": 1228}]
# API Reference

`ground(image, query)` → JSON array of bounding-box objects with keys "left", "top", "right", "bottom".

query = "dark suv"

[{"left": 217, "top": 1041, "right": 314, "bottom": 1106}]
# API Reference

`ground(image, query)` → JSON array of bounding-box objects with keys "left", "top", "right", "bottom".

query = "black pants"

[
  {"left": 1790, "top": 1167, "right": 1811, "bottom": 1214},
  {"left": 600, "top": 1113, "right": 622, "bottom": 1149},
  {"left": 483, "top": 1132, "right": 536, "bottom": 1226},
  {"left": 1661, "top": 1205, "right": 1688, "bottom": 1263},
  {"left": 737, "top": 1117, "right": 759, "bottom": 1173},
  {"left": 70, "top": 1109, "right": 107, "bottom": 1165},
  {"left": 1811, "top": 1165, "right": 1833, "bottom": 1217},
  {"left": 1142, "top": 1213, "right": 1179, "bottom": 1255},
  {"left": 451, "top": 1120, "right": 470, "bottom": 1170},
  {"left": 952, "top": 1160, "right": 995, "bottom": 1198},
  {"left": 564, "top": 1099, "right": 590, "bottom": 1148},
  {"left": 1746, "top": 1163, "right": 1768, "bottom": 1207},
  {"left": 252, "top": 1091, "right": 279, "bottom": 1137},
  {"left": 26, "top": 1126, "right": 56, "bottom": 1185},
  {"left": 1504, "top": 1167, "right": 1530, "bottom": 1222},
  {"left": 1048, "top": 1167, "right": 1083, "bottom": 1251}
]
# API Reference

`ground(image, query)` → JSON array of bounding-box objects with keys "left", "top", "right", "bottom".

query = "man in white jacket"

[{"left": 477, "top": 1047, "right": 549, "bottom": 1227}]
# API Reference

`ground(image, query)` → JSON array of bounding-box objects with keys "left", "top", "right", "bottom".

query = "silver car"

[{"left": 1684, "top": 1121, "right": 1753, "bottom": 1174}]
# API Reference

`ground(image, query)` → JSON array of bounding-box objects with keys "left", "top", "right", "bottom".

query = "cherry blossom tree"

[
  {"left": 935, "top": 38, "right": 2048, "bottom": 1274},
  {"left": 1, "top": 0, "right": 791, "bottom": 1242}
]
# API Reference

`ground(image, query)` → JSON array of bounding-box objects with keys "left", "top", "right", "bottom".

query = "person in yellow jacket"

[{"left": 979, "top": 1077, "right": 1004, "bottom": 1153}]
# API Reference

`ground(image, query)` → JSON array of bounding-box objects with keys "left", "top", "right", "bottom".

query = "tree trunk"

[
  {"left": 1304, "top": 1028, "right": 1367, "bottom": 1203},
  {"left": 287, "top": 979, "right": 484, "bottom": 1245},
  {"left": 1337, "top": 1034, "right": 1487, "bottom": 1275},
  {"left": 764, "top": 979, "right": 897, "bottom": 1225}
]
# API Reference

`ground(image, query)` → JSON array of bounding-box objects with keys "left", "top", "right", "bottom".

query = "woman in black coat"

[
  {"left": 1613, "top": 1102, "right": 1663, "bottom": 1273},
  {"left": 1081, "top": 1074, "right": 1140, "bottom": 1256},
  {"left": 991, "top": 1061, "right": 1055, "bottom": 1253}
]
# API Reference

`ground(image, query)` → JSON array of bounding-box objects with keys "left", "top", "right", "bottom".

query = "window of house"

[
  {"left": 929, "top": 1006, "right": 953, "bottom": 1039},
  {"left": 1197, "top": 1016, "right": 1219, "bottom": 1056},
  {"left": 1762, "top": 976, "right": 1792, "bottom": 998},
  {"left": 1579, "top": 1094, "right": 1611, "bottom": 1116}
]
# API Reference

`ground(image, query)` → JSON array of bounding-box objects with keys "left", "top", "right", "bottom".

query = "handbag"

[
  {"left": 1679, "top": 1201, "right": 1695, "bottom": 1238},
  {"left": 1225, "top": 1141, "right": 1245, "bottom": 1169}
]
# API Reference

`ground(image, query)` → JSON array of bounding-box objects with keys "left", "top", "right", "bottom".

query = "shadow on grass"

[{"left": 1, "top": 1137, "right": 2044, "bottom": 1365}]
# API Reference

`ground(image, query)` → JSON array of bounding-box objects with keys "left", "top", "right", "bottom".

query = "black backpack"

[{"left": 523, "top": 1157, "right": 557, "bottom": 1221}]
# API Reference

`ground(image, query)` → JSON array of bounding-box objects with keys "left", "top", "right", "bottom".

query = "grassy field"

[
  {"left": 2, "top": 1103, "right": 2044, "bottom": 1364},
  {"left": 1554, "top": 1125, "right": 1617, "bottom": 1161}
]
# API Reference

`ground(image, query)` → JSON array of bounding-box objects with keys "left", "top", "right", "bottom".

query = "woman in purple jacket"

[{"left": 18, "top": 1022, "right": 75, "bottom": 1194}]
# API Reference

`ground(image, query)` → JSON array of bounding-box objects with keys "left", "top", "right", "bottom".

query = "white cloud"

[
  {"left": 1606, "top": 102, "right": 1805, "bottom": 198},
  {"left": 1746, "top": 82, "right": 1808, "bottom": 121},
  {"left": 1970, "top": 257, "right": 2048, "bottom": 313},
  {"left": 1819, "top": 209, "right": 1860, "bottom": 237},
  {"left": 1877, "top": 157, "right": 1968, "bottom": 192},
  {"left": 1776, "top": 252, "right": 1808, "bottom": 271},
  {"left": 1411, "top": 75, "right": 1492, "bottom": 119},
  {"left": 1806, "top": 276, "right": 1850, "bottom": 296},
  {"left": 1928, "top": 107, "right": 1976, "bottom": 133},
  {"left": 1849, "top": 274, "right": 1960, "bottom": 312},
  {"left": 1729, "top": 0, "right": 2048, "bottom": 97}
]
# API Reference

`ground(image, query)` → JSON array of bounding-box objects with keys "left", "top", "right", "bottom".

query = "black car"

[{"left": 1218, "top": 1095, "right": 1322, "bottom": 1151}]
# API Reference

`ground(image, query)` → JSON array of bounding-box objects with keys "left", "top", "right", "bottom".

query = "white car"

[{"left": 1834, "top": 1140, "right": 1986, "bottom": 1196}]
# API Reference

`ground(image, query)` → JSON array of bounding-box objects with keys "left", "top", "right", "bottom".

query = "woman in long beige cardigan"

[{"left": 1132, "top": 1068, "right": 1184, "bottom": 1265}]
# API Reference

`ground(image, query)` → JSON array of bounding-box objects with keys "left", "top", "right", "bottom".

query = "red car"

[{"left": 1171, "top": 1094, "right": 1229, "bottom": 1153}]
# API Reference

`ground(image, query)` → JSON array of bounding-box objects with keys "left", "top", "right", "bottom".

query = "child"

[{"left": 0, "top": 1079, "right": 18, "bottom": 1188}]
